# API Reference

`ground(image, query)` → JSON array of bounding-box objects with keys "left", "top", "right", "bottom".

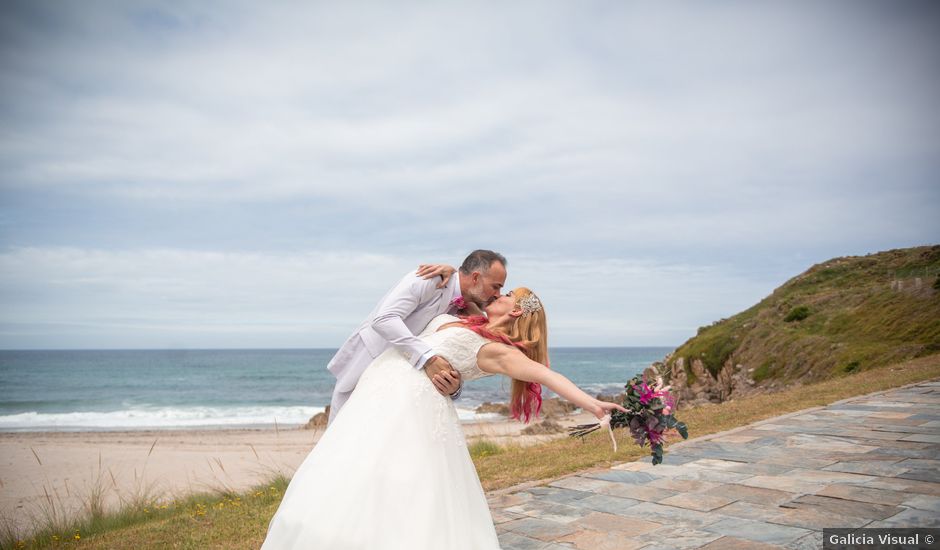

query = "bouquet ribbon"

[{"left": 598, "top": 413, "right": 617, "bottom": 453}]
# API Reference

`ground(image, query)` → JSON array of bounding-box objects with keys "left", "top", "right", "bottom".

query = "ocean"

[{"left": 0, "top": 347, "right": 672, "bottom": 431}]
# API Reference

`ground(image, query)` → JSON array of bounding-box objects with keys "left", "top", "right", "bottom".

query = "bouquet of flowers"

[{"left": 569, "top": 371, "right": 688, "bottom": 465}]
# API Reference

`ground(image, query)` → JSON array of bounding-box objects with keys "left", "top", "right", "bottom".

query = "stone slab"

[
  {"left": 582, "top": 470, "right": 659, "bottom": 484},
  {"left": 572, "top": 511, "right": 662, "bottom": 534},
  {"left": 687, "top": 458, "right": 752, "bottom": 470},
  {"left": 525, "top": 487, "right": 594, "bottom": 506},
  {"left": 646, "top": 477, "right": 719, "bottom": 492},
  {"left": 675, "top": 468, "right": 755, "bottom": 483},
  {"left": 706, "top": 483, "right": 797, "bottom": 505},
  {"left": 556, "top": 529, "right": 648, "bottom": 550},
  {"left": 897, "top": 469, "right": 940, "bottom": 482},
  {"left": 903, "top": 494, "right": 940, "bottom": 512},
  {"left": 780, "top": 494, "right": 901, "bottom": 520},
  {"left": 816, "top": 483, "right": 909, "bottom": 505},
  {"left": 726, "top": 462, "right": 795, "bottom": 476},
  {"left": 769, "top": 506, "right": 871, "bottom": 530},
  {"left": 901, "top": 433, "right": 940, "bottom": 443},
  {"left": 870, "top": 446, "right": 940, "bottom": 459},
  {"left": 711, "top": 435, "right": 762, "bottom": 444},
  {"left": 497, "top": 531, "right": 552, "bottom": 550},
  {"left": 867, "top": 507, "right": 940, "bottom": 528},
  {"left": 784, "top": 531, "right": 825, "bottom": 550},
  {"left": 714, "top": 501, "right": 787, "bottom": 522},
  {"left": 701, "top": 536, "right": 787, "bottom": 549},
  {"left": 596, "top": 482, "right": 677, "bottom": 502},
  {"left": 640, "top": 525, "right": 723, "bottom": 550},
  {"left": 779, "top": 467, "right": 877, "bottom": 485},
  {"left": 738, "top": 475, "right": 826, "bottom": 494},
  {"left": 898, "top": 457, "right": 940, "bottom": 469},
  {"left": 821, "top": 460, "right": 911, "bottom": 477},
  {"left": 863, "top": 477, "right": 940, "bottom": 495},
  {"left": 625, "top": 501, "right": 722, "bottom": 528},
  {"left": 702, "top": 517, "right": 812, "bottom": 546},
  {"left": 491, "top": 508, "right": 527, "bottom": 524},
  {"left": 870, "top": 412, "right": 914, "bottom": 419},
  {"left": 658, "top": 492, "right": 736, "bottom": 512},
  {"left": 504, "top": 499, "right": 593, "bottom": 524},
  {"left": 549, "top": 475, "right": 623, "bottom": 493},
  {"left": 568, "top": 494, "right": 642, "bottom": 515},
  {"left": 758, "top": 454, "right": 840, "bottom": 469},
  {"left": 501, "top": 517, "right": 579, "bottom": 541}
]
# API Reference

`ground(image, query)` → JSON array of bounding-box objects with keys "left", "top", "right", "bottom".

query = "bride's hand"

[
  {"left": 593, "top": 399, "right": 628, "bottom": 420},
  {"left": 417, "top": 264, "right": 457, "bottom": 288}
]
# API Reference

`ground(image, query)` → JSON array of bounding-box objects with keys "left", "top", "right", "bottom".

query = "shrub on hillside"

[
  {"left": 784, "top": 306, "right": 810, "bottom": 322},
  {"left": 841, "top": 361, "right": 861, "bottom": 374}
]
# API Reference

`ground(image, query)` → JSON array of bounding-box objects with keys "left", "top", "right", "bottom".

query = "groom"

[{"left": 327, "top": 249, "right": 508, "bottom": 424}]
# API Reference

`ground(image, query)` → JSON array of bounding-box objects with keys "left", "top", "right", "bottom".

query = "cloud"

[
  {"left": 3, "top": 1, "right": 938, "bottom": 205},
  {"left": 0, "top": 1, "right": 938, "bottom": 348},
  {"left": 0, "top": 246, "right": 777, "bottom": 349}
]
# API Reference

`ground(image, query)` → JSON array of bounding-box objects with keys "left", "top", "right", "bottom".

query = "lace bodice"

[
  {"left": 417, "top": 314, "right": 495, "bottom": 382},
  {"left": 351, "top": 314, "right": 498, "bottom": 449}
]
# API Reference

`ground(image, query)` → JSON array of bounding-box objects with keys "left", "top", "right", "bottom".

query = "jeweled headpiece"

[{"left": 518, "top": 293, "right": 542, "bottom": 315}]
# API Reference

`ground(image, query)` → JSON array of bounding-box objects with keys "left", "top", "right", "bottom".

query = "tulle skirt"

[{"left": 261, "top": 348, "right": 501, "bottom": 549}]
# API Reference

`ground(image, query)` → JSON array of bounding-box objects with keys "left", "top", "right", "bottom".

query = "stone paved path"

[{"left": 489, "top": 380, "right": 940, "bottom": 549}]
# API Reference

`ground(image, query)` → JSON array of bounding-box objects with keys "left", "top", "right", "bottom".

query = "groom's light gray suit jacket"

[{"left": 327, "top": 271, "right": 460, "bottom": 394}]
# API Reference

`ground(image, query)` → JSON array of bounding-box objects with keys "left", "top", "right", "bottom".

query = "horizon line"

[{"left": 0, "top": 344, "right": 679, "bottom": 353}]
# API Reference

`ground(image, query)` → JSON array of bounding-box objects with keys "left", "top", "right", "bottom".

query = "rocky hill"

[{"left": 661, "top": 245, "right": 940, "bottom": 405}]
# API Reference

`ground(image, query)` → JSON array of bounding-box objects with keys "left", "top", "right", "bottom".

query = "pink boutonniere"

[{"left": 449, "top": 296, "right": 467, "bottom": 311}]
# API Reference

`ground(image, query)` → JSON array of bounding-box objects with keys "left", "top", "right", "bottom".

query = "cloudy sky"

[{"left": 1, "top": 1, "right": 938, "bottom": 349}]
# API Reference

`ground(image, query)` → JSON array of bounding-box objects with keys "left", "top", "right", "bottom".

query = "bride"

[{"left": 261, "top": 287, "right": 626, "bottom": 549}]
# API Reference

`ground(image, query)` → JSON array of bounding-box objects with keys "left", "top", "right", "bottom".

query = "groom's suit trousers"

[{"left": 327, "top": 343, "right": 373, "bottom": 424}]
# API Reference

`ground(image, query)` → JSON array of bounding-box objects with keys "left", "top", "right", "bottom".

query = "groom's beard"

[{"left": 466, "top": 290, "right": 489, "bottom": 309}]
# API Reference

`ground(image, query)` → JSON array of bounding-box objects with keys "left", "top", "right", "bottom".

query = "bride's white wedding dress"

[{"left": 261, "top": 314, "right": 501, "bottom": 549}]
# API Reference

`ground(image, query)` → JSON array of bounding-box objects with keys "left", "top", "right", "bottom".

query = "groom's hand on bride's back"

[{"left": 424, "top": 356, "right": 462, "bottom": 396}]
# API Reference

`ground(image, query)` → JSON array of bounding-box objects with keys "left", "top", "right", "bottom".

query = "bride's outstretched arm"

[{"left": 476, "top": 344, "right": 627, "bottom": 420}]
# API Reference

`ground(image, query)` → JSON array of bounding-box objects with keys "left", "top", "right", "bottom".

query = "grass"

[
  {"left": 468, "top": 439, "right": 504, "bottom": 459},
  {"left": 4, "top": 352, "right": 938, "bottom": 549},
  {"left": 1, "top": 476, "right": 290, "bottom": 550}
]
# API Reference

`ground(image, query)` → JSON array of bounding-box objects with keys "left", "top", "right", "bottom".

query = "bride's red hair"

[{"left": 460, "top": 288, "right": 549, "bottom": 423}]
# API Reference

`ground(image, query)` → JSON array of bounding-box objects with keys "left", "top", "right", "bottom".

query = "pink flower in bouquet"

[
  {"left": 653, "top": 376, "right": 671, "bottom": 394},
  {"left": 449, "top": 296, "right": 467, "bottom": 311},
  {"left": 635, "top": 381, "right": 668, "bottom": 405}
]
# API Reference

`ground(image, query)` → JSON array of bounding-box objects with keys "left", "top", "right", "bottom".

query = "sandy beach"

[{"left": 0, "top": 411, "right": 594, "bottom": 535}]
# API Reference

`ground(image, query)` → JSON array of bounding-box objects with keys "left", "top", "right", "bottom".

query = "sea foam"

[{"left": 0, "top": 405, "right": 324, "bottom": 431}]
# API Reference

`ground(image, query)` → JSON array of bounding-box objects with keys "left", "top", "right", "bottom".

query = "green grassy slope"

[{"left": 668, "top": 245, "right": 940, "bottom": 394}]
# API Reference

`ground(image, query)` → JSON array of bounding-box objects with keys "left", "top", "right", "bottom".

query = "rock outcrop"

[
  {"left": 520, "top": 419, "right": 565, "bottom": 435},
  {"left": 304, "top": 406, "right": 330, "bottom": 429}
]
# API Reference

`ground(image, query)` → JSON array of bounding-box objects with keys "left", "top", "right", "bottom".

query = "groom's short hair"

[{"left": 459, "top": 250, "right": 507, "bottom": 275}]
